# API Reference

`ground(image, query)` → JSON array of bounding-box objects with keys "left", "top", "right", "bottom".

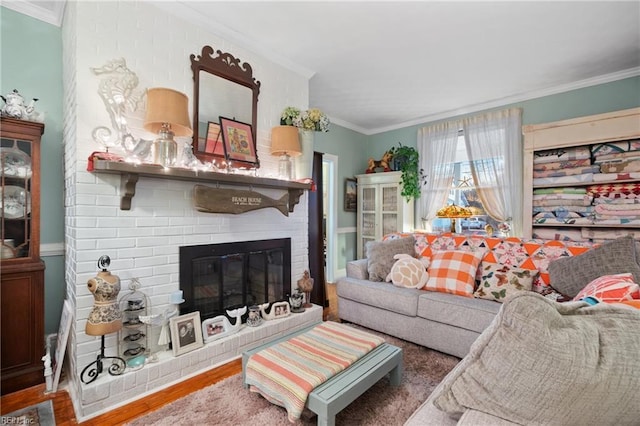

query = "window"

[{"left": 430, "top": 134, "right": 500, "bottom": 234}]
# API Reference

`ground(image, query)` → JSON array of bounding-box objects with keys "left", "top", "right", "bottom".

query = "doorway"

[{"left": 322, "top": 154, "right": 338, "bottom": 283}]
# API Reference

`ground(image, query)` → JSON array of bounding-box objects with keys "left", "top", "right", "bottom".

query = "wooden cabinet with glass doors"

[
  {"left": 1, "top": 117, "right": 45, "bottom": 395},
  {"left": 356, "top": 172, "right": 414, "bottom": 258}
]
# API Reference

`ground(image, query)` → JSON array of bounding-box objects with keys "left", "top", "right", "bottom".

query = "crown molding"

[
  {"left": 2, "top": 0, "right": 65, "bottom": 27},
  {"left": 367, "top": 67, "right": 640, "bottom": 135}
]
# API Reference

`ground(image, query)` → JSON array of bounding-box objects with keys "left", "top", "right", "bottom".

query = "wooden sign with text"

[{"left": 193, "top": 184, "right": 289, "bottom": 216}]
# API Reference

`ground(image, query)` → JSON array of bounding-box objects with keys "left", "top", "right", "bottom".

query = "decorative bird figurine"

[{"left": 297, "top": 270, "right": 314, "bottom": 308}]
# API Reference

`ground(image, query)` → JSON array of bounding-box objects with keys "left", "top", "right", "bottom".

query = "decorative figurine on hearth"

[
  {"left": 81, "top": 255, "right": 126, "bottom": 384},
  {"left": 297, "top": 270, "right": 314, "bottom": 308},
  {"left": 86, "top": 255, "right": 123, "bottom": 336}
]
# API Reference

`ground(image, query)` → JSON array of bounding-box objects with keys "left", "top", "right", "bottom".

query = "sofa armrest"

[{"left": 346, "top": 259, "right": 369, "bottom": 280}]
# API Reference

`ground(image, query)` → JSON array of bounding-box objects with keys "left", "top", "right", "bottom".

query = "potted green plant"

[{"left": 388, "top": 142, "right": 427, "bottom": 201}]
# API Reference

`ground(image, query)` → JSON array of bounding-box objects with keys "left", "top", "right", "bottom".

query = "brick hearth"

[{"left": 75, "top": 305, "right": 322, "bottom": 421}]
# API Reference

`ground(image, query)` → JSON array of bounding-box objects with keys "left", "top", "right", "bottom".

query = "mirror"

[{"left": 190, "top": 46, "right": 261, "bottom": 165}]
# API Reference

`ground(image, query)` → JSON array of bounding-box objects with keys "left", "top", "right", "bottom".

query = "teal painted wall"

[
  {"left": 315, "top": 125, "right": 368, "bottom": 229},
  {"left": 368, "top": 76, "right": 640, "bottom": 155},
  {"left": 1, "top": 7, "right": 65, "bottom": 334}
]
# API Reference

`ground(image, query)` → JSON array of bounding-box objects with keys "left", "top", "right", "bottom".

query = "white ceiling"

[{"left": 8, "top": 1, "right": 640, "bottom": 135}]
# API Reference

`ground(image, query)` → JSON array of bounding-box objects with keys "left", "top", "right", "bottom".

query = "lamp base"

[
  {"left": 278, "top": 154, "right": 293, "bottom": 180},
  {"left": 450, "top": 218, "right": 457, "bottom": 233},
  {"left": 154, "top": 138, "right": 177, "bottom": 167}
]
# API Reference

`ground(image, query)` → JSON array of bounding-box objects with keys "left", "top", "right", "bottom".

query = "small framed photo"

[
  {"left": 272, "top": 301, "right": 290, "bottom": 318},
  {"left": 202, "top": 315, "right": 232, "bottom": 343},
  {"left": 219, "top": 116, "right": 259, "bottom": 168},
  {"left": 344, "top": 178, "right": 357, "bottom": 212},
  {"left": 169, "top": 312, "right": 203, "bottom": 356}
]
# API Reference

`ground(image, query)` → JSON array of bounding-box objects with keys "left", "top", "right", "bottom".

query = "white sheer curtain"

[
  {"left": 417, "top": 121, "right": 460, "bottom": 230},
  {"left": 462, "top": 108, "right": 523, "bottom": 235}
]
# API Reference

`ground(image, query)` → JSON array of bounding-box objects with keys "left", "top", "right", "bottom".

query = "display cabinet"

[
  {"left": 522, "top": 108, "right": 640, "bottom": 240},
  {"left": 1, "top": 117, "right": 45, "bottom": 394},
  {"left": 356, "top": 172, "right": 414, "bottom": 258}
]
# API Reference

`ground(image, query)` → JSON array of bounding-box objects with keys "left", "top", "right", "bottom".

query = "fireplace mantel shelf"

[{"left": 90, "top": 159, "right": 311, "bottom": 211}]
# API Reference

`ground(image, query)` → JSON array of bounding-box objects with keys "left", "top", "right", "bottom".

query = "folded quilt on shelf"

[
  {"left": 533, "top": 146, "right": 590, "bottom": 164},
  {"left": 533, "top": 187, "right": 587, "bottom": 195},
  {"left": 594, "top": 198, "right": 640, "bottom": 205},
  {"left": 533, "top": 198, "right": 593, "bottom": 207},
  {"left": 534, "top": 211, "right": 592, "bottom": 220},
  {"left": 533, "top": 217, "right": 593, "bottom": 225},
  {"left": 595, "top": 203, "right": 640, "bottom": 214},
  {"left": 587, "top": 183, "right": 640, "bottom": 197},
  {"left": 533, "top": 206, "right": 594, "bottom": 214},
  {"left": 581, "top": 228, "right": 640, "bottom": 240},
  {"left": 599, "top": 160, "right": 640, "bottom": 173},
  {"left": 533, "top": 165, "right": 600, "bottom": 178},
  {"left": 533, "top": 158, "right": 591, "bottom": 172},
  {"left": 592, "top": 172, "right": 640, "bottom": 182},
  {"left": 532, "top": 193, "right": 592, "bottom": 201},
  {"left": 534, "top": 173, "right": 594, "bottom": 186},
  {"left": 591, "top": 139, "right": 640, "bottom": 157},
  {"left": 533, "top": 228, "right": 586, "bottom": 242}
]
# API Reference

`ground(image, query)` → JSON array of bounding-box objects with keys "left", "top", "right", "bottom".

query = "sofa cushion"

[
  {"left": 548, "top": 235, "right": 640, "bottom": 298},
  {"left": 366, "top": 235, "right": 416, "bottom": 282},
  {"left": 417, "top": 292, "right": 500, "bottom": 334},
  {"left": 346, "top": 258, "right": 369, "bottom": 280},
  {"left": 474, "top": 263, "right": 538, "bottom": 303},
  {"left": 425, "top": 250, "right": 485, "bottom": 297},
  {"left": 433, "top": 292, "right": 640, "bottom": 426},
  {"left": 337, "top": 277, "right": 420, "bottom": 316},
  {"left": 572, "top": 273, "right": 640, "bottom": 302}
]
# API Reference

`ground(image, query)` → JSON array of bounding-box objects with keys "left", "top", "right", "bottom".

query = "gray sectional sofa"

[
  {"left": 336, "top": 232, "right": 640, "bottom": 425},
  {"left": 337, "top": 258, "right": 500, "bottom": 358}
]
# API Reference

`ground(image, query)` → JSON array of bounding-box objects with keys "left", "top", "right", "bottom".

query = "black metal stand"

[{"left": 81, "top": 335, "right": 126, "bottom": 384}]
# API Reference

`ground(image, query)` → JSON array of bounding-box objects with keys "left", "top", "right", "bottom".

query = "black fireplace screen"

[{"left": 179, "top": 239, "right": 291, "bottom": 321}]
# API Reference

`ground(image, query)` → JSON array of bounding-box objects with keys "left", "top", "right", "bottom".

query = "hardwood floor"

[{"left": 0, "top": 283, "right": 340, "bottom": 425}]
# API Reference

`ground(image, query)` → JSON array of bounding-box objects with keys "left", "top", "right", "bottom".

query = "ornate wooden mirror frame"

[{"left": 190, "top": 45, "right": 261, "bottom": 165}]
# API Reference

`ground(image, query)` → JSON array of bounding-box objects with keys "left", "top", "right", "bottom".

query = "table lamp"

[
  {"left": 437, "top": 204, "right": 473, "bottom": 233},
  {"left": 271, "top": 125, "right": 301, "bottom": 180},
  {"left": 144, "top": 88, "right": 193, "bottom": 167}
]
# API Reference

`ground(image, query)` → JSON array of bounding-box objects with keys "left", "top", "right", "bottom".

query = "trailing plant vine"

[{"left": 388, "top": 142, "right": 427, "bottom": 201}]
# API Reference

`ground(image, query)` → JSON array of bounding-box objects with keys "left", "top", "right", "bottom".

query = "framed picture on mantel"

[{"left": 219, "top": 116, "right": 259, "bottom": 168}]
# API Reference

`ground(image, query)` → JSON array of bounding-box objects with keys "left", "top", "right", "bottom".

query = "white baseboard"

[{"left": 41, "top": 242, "right": 64, "bottom": 257}]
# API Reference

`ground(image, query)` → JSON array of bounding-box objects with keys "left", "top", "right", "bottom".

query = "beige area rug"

[
  {"left": 128, "top": 325, "right": 460, "bottom": 426},
  {"left": 2, "top": 400, "right": 56, "bottom": 425}
]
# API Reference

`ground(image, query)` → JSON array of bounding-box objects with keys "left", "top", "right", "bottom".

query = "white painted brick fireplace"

[{"left": 62, "top": 1, "right": 313, "bottom": 420}]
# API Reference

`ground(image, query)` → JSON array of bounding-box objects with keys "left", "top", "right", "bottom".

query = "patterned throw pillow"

[
  {"left": 573, "top": 273, "right": 640, "bottom": 302},
  {"left": 474, "top": 263, "right": 538, "bottom": 302},
  {"left": 425, "top": 250, "right": 485, "bottom": 297}
]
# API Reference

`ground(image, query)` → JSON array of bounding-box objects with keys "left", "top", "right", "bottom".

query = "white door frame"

[{"left": 323, "top": 154, "right": 338, "bottom": 283}]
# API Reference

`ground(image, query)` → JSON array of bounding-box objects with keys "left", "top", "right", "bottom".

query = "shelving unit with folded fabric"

[{"left": 522, "top": 107, "right": 640, "bottom": 242}]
